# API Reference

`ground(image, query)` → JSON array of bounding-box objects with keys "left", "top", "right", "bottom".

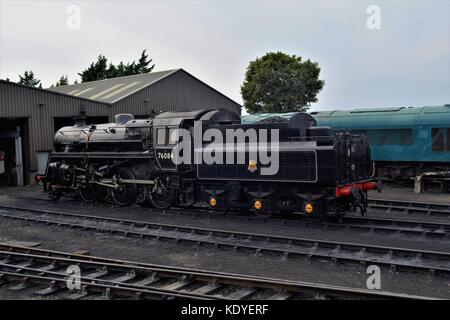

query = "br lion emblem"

[{"left": 248, "top": 160, "right": 257, "bottom": 173}]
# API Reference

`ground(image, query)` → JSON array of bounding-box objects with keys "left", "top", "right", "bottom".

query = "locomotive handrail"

[
  {"left": 56, "top": 124, "right": 151, "bottom": 134},
  {"left": 289, "top": 135, "right": 335, "bottom": 141}
]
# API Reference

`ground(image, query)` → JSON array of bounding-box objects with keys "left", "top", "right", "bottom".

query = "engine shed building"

[{"left": 0, "top": 69, "right": 242, "bottom": 186}]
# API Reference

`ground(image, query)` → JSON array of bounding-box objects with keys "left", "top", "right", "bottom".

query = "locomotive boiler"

[{"left": 43, "top": 109, "right": 381, "bottom": 217}]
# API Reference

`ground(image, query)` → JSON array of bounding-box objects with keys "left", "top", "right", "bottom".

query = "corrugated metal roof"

[{"left": 48, "top": 69, "right": 179, "bottom": 104}]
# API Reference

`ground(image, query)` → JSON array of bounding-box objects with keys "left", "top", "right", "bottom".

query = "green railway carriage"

[{"left": 241, "top": 105, "right": 450, "bottom": 181}]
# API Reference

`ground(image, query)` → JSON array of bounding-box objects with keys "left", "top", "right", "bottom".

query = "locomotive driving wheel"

[
  {"left": 78, "top": 164, "right": 99, "bottom": 203},
  {"left": 79, "top": 185, "right": 98, "bottom": 203},
  {"left": 108, "top": 167, "right": 137, "bottom": 206},
  {"left": 48, "top": 185, "right": 62, "bottom": 202},
  {"left": 148, "top": 172, "right": 177, "bottom": 209}
]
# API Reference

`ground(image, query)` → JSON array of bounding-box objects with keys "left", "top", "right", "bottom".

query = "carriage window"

[
  {"left": 447, "top": 129, "right": 450, "bottom": 151},
  {"left": 431, "top": 128, "right": 450, "bottom": 152},
  {"left": 352, "top": 129, "right": 412, "bottom": 145},
  {"left": 168, "top": 128, "right": 179, "bottom": 145},
  {"left": 156, "top": 128, "right": 166, "bottom": 145}
]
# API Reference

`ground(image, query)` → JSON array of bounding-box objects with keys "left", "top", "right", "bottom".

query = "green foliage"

[
  {"left": 241, "top": 52, "right": 324, "bottom": 113},
  {"left": 55, "top": 75, "right": 69, "bottom": 87},
  {"left": 78, "top": 50, "right": 155, "bottom": 83},
  {"left": 78, "top": 54, "right": 108, "bottom": 82},
  {"left": 136, "top": 49, "right": 154, "bottom": 74},
  {"left": 18, "top": 70, "right": 41, "bottom": 87}
]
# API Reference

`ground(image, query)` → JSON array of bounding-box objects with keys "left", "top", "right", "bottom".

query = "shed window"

[
  {"left": 352, "top": 129, "right": 412, "bottom": 145},
  {"left": 431, "top": 128, "right": 450, "bottom": 152}
]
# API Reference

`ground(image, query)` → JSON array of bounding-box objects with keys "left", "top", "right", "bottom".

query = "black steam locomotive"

[{"left": 42, "top": 109, "right": 381, "bottom": 217}]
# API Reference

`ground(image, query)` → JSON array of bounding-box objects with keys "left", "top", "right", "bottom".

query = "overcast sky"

[{"left": 0, "top": 0, "right": 449, "bottom": 111}]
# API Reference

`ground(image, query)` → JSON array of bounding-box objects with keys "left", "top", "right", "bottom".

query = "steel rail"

[
  {"left": 368, "top": 198, "right": 450, "bottom": 218},
  {"left": 0, "top": 243, "right": 269, "bottom": 278},
  {"left": 0, "top": 270, "right": 211, "bottom": 300},
  {"left": 16, "top": 197, "right": 450, "bottom": 239},
  {"left": 23, "top": 193, "right": 450, "bottom": 219},
  {"left": 0, "top": 245, "right": 435, "bottom": 300},
  {"left": 335, "top": 215, "right": 450, "bottom": 239},
  {"left": 0, "top": 205, "right": 449, "bottom": 276}
]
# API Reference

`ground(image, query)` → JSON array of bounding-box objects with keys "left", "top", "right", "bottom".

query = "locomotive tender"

[{"left": 43, "top": 109, "right": 380, "bottom": 217}]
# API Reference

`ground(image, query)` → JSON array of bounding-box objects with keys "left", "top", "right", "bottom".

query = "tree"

[
  {"left": 135, "top": 49, "right": 154, "bottom": 74},
  {"left": 108, "top": 61, "right": 138, "bottom": 78},
  {"left": 55, "top": 75, "right": 69, "bottom": 86},
  {"left": 18, "top": 70, "right": 41, "bottom": 87},
  {"left": 241, "top": 52, "right": 324, "bottom": 113},
  {"left": 106, "top": 62, "right": 119, "bottom": 78},
  {"left": 124, "top": 61, "right": 137, "bottom": 75},
  {"left": 78, "top": 50, "right": 155, "bottom": 83},
  {"left": 78, "top": 54, "right": 108, "bottom": 82}
]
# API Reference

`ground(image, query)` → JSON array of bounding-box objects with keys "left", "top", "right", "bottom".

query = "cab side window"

[
  {"left": 168, "top": 128, "right": 179, "bottom": 145},
  {"left": 157, "top": 128, "right": 166, "bottom": 145}
]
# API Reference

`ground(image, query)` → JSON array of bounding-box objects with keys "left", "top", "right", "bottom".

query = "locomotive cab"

[
  {"left": 152, "top": 110, "right": 207, "bottom": 172},
  {"left": 152, "top": 109, "right": 241, "bottom": 172},
  {"left": 151, "top": 109, "right": 241, "bottom": 207}
]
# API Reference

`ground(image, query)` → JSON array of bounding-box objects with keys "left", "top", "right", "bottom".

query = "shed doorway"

[{"left": 0, "top": 126, "right": 24, "bottom": 186}]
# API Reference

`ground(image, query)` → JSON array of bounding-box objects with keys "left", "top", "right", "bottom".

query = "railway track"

[
  {"left": 0, "top": 205, "right": 449, "bottom": 277},
  {"left": 0, "top": 244, "right": 436, "bottom": 300},
  {"left": 368, "top": 198, "right": 450, "bottom": 218},
  {"left": 20, "top": 197, "right": 450, "bottom": 239}
]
